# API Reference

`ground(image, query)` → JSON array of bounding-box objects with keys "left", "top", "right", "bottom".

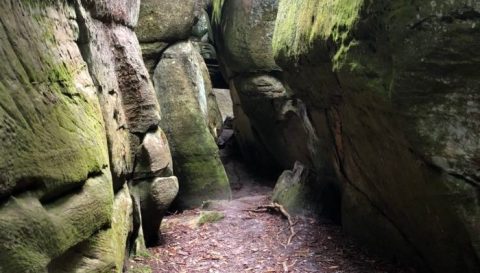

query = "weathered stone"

[
  {"left": 196, "top": 211, "right": 225, "bottom": 226},
  {"left": 213, "top": 0, "right": 281, "bottom": 77},
  {"left": 227, "top": 82, "right": 277, "bottom": 169},
  {"left": 0, "top": 172, "right": 113, "bottom": 272},
  {"left": 272, "top": 162, "right": 312, "bottom": 215},
  {"left": 213, "top": 89, "right": 233, "bottom": 123},
  {"left": 132, "top": 129, "right": 173, "bottom": 180},
  {"left": 81, "top": 0, "right": 140, "bottom": 27},
  {"left": 273, "top": 0, "right": 480, "bottom": 272},
  {"left": 137, "top": 0, "right": 197, "bottom": 43},
  {"left": 154, "top": 42, "right": 231, "bottom": 209},
  {"left": 192, "top": 9, "right": 211, "bottom": 41},
  {"left": 111, "top": 26, "right": 161, "bottom": 134},
  {"left": 0, "top": 0, "right": 109, "bottom": 202},
  {"left": 1, "top": 0, "right": 174, "bottom": 271},
  {"left": 140, "top": 41, "right": 169, "bottom": 75},
  {"left": 76, "top": 3, "right": 132, "bottom": 190},
  {"left": 130, "top": 176, "right": 179, "bottom": 246},
  {"left": 48, "top": 185, "right": 133, "bottom": 273}
]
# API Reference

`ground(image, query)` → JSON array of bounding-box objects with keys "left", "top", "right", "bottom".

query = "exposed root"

[{"left": 246, "top": 202, "right": 296, "bottom": 246}]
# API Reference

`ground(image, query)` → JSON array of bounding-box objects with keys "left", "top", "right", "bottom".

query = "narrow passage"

[{"left": 127, "top": 145, "right": 415, "bottom": 273}]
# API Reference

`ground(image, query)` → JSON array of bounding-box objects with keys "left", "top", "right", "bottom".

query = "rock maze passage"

[{"left": 0, "top": 0, "right": 479, "bottom": 273}]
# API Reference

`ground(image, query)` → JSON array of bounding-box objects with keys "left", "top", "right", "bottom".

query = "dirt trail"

[{"left": 127, "top": 147, "right": 415, "bottom": 273}]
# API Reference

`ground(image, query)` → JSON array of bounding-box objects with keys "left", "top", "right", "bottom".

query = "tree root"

[{"left": 246, "top": 202, "right": 297, "bottom": 246}]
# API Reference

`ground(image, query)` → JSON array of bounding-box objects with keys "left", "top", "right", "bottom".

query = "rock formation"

[
  {"left": 0, "top": 0, "right": 177, "bottom": 271},
  {"left": 273, "top": 0, "right": 479, "bottom": 272},
  {"left": 137, "top": 0, "right": 230, "bottom": 209},
  {"left": 212, "top": 0, "right": 340, "bottom": 217},
  {"left": 214, "top": 0, "right": 480, "bottom": 272}
]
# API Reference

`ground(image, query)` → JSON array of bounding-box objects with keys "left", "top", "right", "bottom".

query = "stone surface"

[
  {"left": 76, "top": 3, "right": 132, "bottom": 190},
  {"left": 136, "top": 0, "right": 197, "bottom": 43},
  {"left": 81, "top": 0, "right": 140, "bottom": 27},
  {"left": 273, "top": 0, "right": 480, "bottom": 272},
  {"left": 213, "top": 0, "right": 329, "bottom": 177},
  {"left": 130, "top": 176, "right": 179, "bottom": 246},
  {"left": 132, "top": 129, "right": 173, "bottom": 181},
  {"left": 0, "top": 172, "right": 113, "bottom": 272},
  {"left": 213, "top": 89, "right": 233, "bottom": 123},
  {"left": 272, "top": 162, "right": 312, "bottom": 215},
  {"left": 213, "top": 0, "right": 281, "bottom": 77},
  {"left": 48, "top": 185, "right": 133, "bottom": 273},
  {"left": 0, "top": 0, "right": 175, "bottom": 271},
  {"left": 154, "top": 41, "right": 231, "bottom": 209},
  {"left": 0, "top": 0, "right": 109, "bottom": 202}
]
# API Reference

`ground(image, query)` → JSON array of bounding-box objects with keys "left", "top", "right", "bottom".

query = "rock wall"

[
  {"left": 214, "top": 0, "right": 480, "bottom": 272},
  {"left": 213, "top": 0, "right": 340, "bottom": 216},
  {"left": 0, "top": 0, "right": 177, "bottom": 271},
  {"left": 271, "top": 0, "right": 479, "bottom": 272},
  {"left": 137, "top": 0, "right": 230, "bottom": 209}
]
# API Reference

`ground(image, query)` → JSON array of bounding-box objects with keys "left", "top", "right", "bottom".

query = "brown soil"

[{"left": 127, "top": 145, "right": 416, "bottom": 273}]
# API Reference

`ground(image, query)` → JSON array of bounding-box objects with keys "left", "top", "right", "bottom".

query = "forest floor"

[{"left": 127, "top": 140, "right": 416, "bottom": 273}]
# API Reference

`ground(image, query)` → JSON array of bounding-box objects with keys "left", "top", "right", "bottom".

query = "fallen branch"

[{"left": 245, "top": 202, "right": 297, "bottom": 246}]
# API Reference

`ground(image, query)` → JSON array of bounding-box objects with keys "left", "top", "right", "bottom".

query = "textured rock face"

[
  {"left": 0, "top": 1, "right": 112, "bottom": 271},
  {"left": 153, "top": 42, "right": 231, "bottom": 209},
  {"left": 213, "top": 0, "right": 281, "bottom": 76},
  {"left": 77, "top": 0, "right": 176, "bottom": 248},
  {"left": 213, "top": 0, "right": 338, "bottom": 192},
  {"left": 273, "top": 0, "right": 480, "bottom": 272},
  {"left": 272, "top": 162, "right": 312, "bottom": 215},
  {"left": 0, "top": 0, "right": 176, "bottom": 271},
  {"left": 137, "top": 0, "right": 196, "bottom": 43},
  {"left": 136, "top": 0, "right": 198, "bottom": 74}
]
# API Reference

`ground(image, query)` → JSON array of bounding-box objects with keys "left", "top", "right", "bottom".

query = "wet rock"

[
  {"left": 273, "top": 0, "right": 480, "bottom": 272},
  {"left": 154, "top": 41, "right": 231, "bottom": 209}
]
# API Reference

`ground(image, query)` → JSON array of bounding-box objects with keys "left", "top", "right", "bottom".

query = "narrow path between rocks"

[{"left": 127, "top": 144, "right": 416, "bottom": 273}]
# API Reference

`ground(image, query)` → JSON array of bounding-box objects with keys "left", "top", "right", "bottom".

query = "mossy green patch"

[
  {"left": 197, "top": 211, "right": 225, "bottom": 226},
  {"left": 212, "top": 0, "right": 225, "bottom": 25},
  {"left": 128, "top": 264, "right": 152, "bottom": 273}
]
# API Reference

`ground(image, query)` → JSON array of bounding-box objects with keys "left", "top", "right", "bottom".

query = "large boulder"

[
  {"left": 130, "top": 176, "right": 179, "bottom": 246},
  {"left": 0, "top": 1, "right": 112, "bottom": 271},
  {"left": 213, "top": 0, "right": 281, "bottom": 77},
  {"left": 137, "top": 0, "right": 198, "bottom": 73},
  {"left": 47, "top": 185, "right": 134, "bottom": 273},
  {"left": 1, "top": 0, "right": 177, "bottom": 271},
  {"left": 136, "top": 0, "right": 197, "bottom": 43},
  {"left": 213, "top": 0, "right": 336, "bottom": 185},
  {"left": 273, "top": 0, "right": 480, "bottom": 272},
  {"left": 77, "top": 0, "right": 175, "bottom": 250},
  {"left": 154, "top": 41, "right": 231, "bottom": 209}
]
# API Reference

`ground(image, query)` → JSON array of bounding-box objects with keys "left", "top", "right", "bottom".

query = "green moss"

[
  {"left": 134, "top": 250, "right": 153, "bottom": 259},
  {"left": 128, "top": 264, "right": 152, "bottom": 273},
  {"left": 212, "top": 0, "right": 225, "bottom": 25},
  {"left": 273, "top": 0, "right": 363, "bottom": 61},
  {"left": 197, "top": 211, "right": 225, "bottom": 226}
]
